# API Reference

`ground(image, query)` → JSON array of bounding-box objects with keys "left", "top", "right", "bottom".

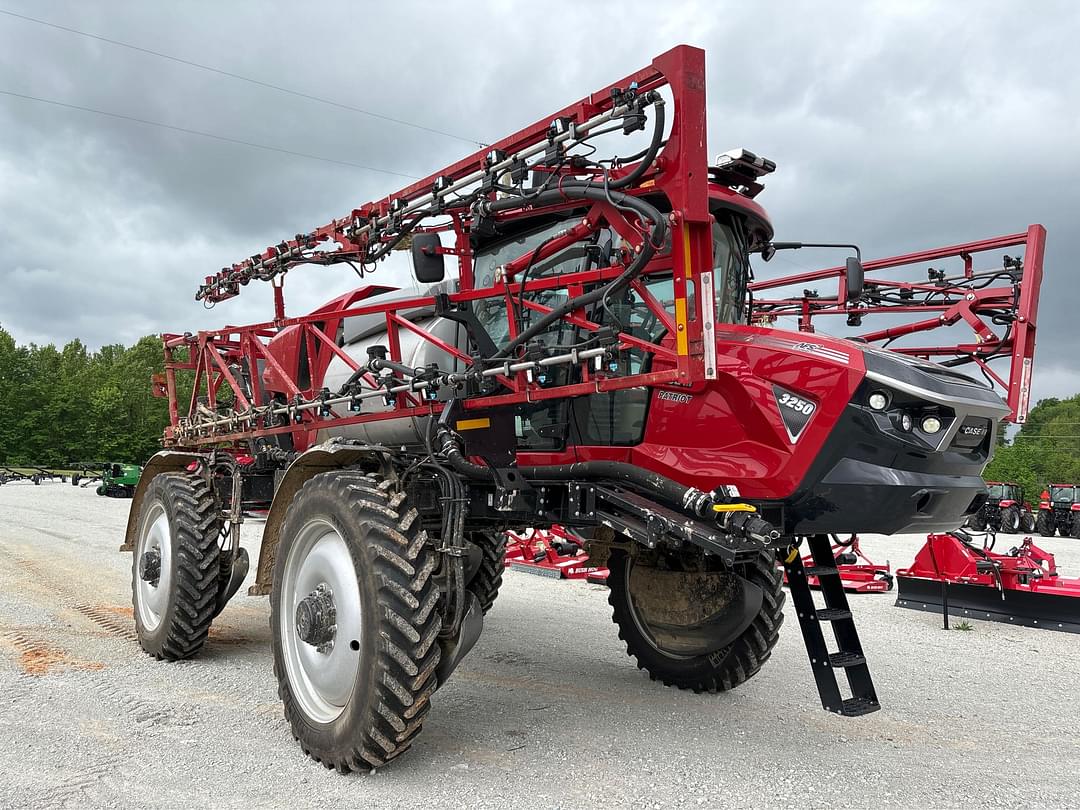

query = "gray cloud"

[{"left": 1, "top": 0, "right": 1076, "bottom": 406}]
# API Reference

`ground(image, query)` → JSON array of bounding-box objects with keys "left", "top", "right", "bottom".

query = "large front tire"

[
  {"left": 132, "top": 472, "right": 222, "bottom": 660},
  {"left": 608, "top": 550, "right": 784, "bottom": 692},
  {"left": 466, "top": 531, "right": 506, "bottom": 615},
  {"left": 966, "top": 511, "right": 988, "bottom": 532},
  {"left": 1021, "top": 510, "right": 1036, "bottom": 533},
  {"left": 271, "top": 471, "right": 441, "bottom": 772},
  {"left": 1000, "top": 505, "right": 1021, "bottom": 534},
  {"left": 1036, "top": 510, "right": 1055, "bottom": 537}
]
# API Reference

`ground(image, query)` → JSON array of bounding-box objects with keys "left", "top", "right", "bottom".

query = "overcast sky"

[{"left": 1, "top": 0, "right": 1077, "bottom": 405}]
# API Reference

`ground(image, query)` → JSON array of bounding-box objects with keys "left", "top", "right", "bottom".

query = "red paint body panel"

[{"left": 632, "top": 328, "right": 863, "bottom": 498}]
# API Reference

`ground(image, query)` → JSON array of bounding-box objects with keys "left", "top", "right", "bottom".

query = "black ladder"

[{"left": 781, "top": 534, "right": 880, "bottom": 717}]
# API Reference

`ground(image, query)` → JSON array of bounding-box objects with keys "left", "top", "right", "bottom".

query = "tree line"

[
  {"left": 0, "top": 324, "right": 170, "bottom": 466},
  {"left": 983, "top": 394, "right": 1080, "bottom": 500}
]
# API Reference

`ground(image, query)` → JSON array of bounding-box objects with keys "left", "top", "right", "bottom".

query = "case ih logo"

[
  {"left": 959, "top": 425, "right": 987, "bottom": 436},
  {"left": 657, "top": 391, "right": 693, "bottom": 404}
]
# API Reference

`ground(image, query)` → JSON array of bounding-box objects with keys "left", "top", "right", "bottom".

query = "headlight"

[
  {"left": 921, "top": 415, "right": 943, "bottom": 434},
  {"left": 868, "top": 391, "right": 889, "bottom": 411},
  {"left": 900, "top": 412, "right": 913, "bottom": 431}
]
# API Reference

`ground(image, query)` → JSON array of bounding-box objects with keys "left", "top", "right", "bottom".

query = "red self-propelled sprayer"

[{"left": 119, "top": 45, "right": 1044, "bottom": 771}]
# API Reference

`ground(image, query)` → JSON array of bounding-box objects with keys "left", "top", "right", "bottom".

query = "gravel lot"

[{"left": 1, "top": 481, "right": 1078, "bottom": 808}]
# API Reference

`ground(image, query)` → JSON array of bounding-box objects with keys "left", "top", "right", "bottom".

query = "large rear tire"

[
  {"left": 271, "top": 471, "right": 441, "bottom": 772},
  {"left": 1071, "top": 513, "right": 1080, "bottom": 539},
  {"left": 132, "top": 472, "right": 222, "bottom": 660},
  {"left": 608, "top": 550, "right": 784, "bottom": 692}
]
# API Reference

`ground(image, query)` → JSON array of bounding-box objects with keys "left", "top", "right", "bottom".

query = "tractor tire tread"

[
  {"left": 608, "top": 550, "right": 785, "bottom": 693},
  {"left": 467, "top": 531, "right": 507, "bottom": 615},
  {"left": 133, "top": 472, "right": 222, "bottom": 661},
  {"left": 272, "top": 471, "right": 441, "bottom": 773}
]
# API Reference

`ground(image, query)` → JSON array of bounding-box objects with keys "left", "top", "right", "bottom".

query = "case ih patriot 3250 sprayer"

[{"left": 120, "top": 46, "right": 1045, "bottom": 771}]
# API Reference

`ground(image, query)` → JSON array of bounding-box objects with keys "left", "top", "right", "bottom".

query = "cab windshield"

[
  {"left": 711, "top": 214, "right": 751, "bottom": 324},
  {"left": 986, "top": 484, "right": 1004, "bottom": 500},
  {"left": 470, "top": 211, "right": 751, "bottom": 349},
  {"left": 1052, "top": 486, "right": 1074, "bottom": 502}
]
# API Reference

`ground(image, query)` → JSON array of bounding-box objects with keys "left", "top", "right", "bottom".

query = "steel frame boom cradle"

[{"left": 161, "top": 45, "right": 717, "bottom": 449}]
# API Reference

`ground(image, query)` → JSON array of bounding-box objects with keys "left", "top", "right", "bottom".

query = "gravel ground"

[{"left": 1, "top": 481, "right": 1078, "bottom": 809}]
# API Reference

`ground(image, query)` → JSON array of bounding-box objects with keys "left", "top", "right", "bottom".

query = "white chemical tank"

[{"left": 317, "top": 281, "right": 470, "bottom": 447}]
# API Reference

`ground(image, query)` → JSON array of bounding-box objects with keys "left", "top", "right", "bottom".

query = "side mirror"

[
  {"left": 411, "top": 233, "right": 445, "bottom": 284},
  {"left": 845, "top": 256, "right": 864, "bottom": 301}
]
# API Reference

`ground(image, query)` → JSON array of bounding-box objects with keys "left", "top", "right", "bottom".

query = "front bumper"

[{"left": 784, "top": 350, "right": 1009, "bottom": 535}]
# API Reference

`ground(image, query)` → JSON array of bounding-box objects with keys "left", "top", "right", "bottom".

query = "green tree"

[{"left": 984, "top": 394, "right": 1080, "bottom": 498}]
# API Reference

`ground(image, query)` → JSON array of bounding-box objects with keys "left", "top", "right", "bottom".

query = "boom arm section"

[
  {"left": 750, "top": 225, "right": 1045, "bottom": 422},
  {"left": 165, "top": 45, "right": 719, "bottom": 448}
]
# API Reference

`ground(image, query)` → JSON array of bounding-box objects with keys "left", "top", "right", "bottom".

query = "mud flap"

[
  {"left": 436, "top": 592, "right": 484, "bottom": 684},
  {"left": 895, "top": 575, "right": 1080, "bottom": 633}
]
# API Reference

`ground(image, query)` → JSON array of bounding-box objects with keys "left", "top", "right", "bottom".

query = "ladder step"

[
  {"left": 827, "top": 651, "right": 866, "bottom": 668},
  {"left": 805, "top": 565, "right": 839, "bottom": 577},
  {"left": 816, "top": 608, "right": 852, "bottom": 622},
  {"left": 840, "top": 696, "right": 880, "bottom": 717}
]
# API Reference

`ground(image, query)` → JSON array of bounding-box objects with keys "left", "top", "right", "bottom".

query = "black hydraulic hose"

[
  {"left": 437, "top": 428, "right": 499, "bottom": 480},
  {"left": 485, "top": 186, "right": 667, "bottom": 359},
  {"left": 603, "top": 96, "right": 665, "bottom": 190}
]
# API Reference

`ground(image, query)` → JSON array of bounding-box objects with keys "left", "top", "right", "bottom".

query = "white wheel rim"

[
  {"left": 135, "top": 503, "right": 171, "bottom": 632},
  {"left": 280, "top": 518, "right": 363, "bottom": 724}
]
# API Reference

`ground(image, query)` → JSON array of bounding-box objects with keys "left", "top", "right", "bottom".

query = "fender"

[
  {"left": 120, "top": 450, "right": 205, "bottom": 552},
  {"left": 248, "top": 440, "right": 392, "bottom": 596}
]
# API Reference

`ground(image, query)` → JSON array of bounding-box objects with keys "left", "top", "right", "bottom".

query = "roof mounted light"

[
  {"left": 714, "top": 148, "right": 776, "bottom": 178},
  {"left": 710, "top": 148, "right": 776, "bottom": 199}
]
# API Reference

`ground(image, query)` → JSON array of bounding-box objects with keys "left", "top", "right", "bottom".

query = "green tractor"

[
  {"left": 94, "top": 463, "right": 142, "bottom": 498},
  {"left": 1036, "top": 484, "right": 1080, "bottom": 537}
]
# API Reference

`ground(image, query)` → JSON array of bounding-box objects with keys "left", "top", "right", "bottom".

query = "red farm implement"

[
  {"left": 895, "top": 532, "right": 1080, "bottom": 633},
  {"left": 504, "top": 526, "right": 606, "bottom": 581},
  {"left": 117, "top": 43, "right": 1046, "bottom": 770},
  {"left": 783, "top": 534, "right": 893, "bottom": 594}
]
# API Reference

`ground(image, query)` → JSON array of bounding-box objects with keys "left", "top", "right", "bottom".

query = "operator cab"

[{"left": 462, "top": 176, "right": 773, "bottom": 453}]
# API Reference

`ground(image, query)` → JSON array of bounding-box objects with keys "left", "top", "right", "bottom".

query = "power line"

[
  {"left": 0, "top": 89, "right": 419, "bottom": 178},
  {"left": 0, "top": 7, "right": 485, "bottom": 147}
]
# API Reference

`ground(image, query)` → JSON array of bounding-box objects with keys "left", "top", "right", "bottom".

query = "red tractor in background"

[
  {"left": 1037, "top": 484, "right": 1080, "bottom": 537},
  {"left": 967, "top": 481, "right": 1037, "bottom": 534},
  {"left": 116, "top": 45, "right": 1044, "bottom": 771}
]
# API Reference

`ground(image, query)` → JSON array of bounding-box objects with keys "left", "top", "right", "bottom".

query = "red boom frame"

[
  {"left": 158, "top": 45, "right": 716, "bottom": 449},
  {"left": 750, "top": 227, "right": 1044, "bottom": 422}
]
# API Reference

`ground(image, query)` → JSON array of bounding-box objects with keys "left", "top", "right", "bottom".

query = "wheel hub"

[
  {"left": 295, "top": 584, "right": 336, "bottom": 648},
  {"left": 139, "top": 548, "right": 161, "bottom": 586}
]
